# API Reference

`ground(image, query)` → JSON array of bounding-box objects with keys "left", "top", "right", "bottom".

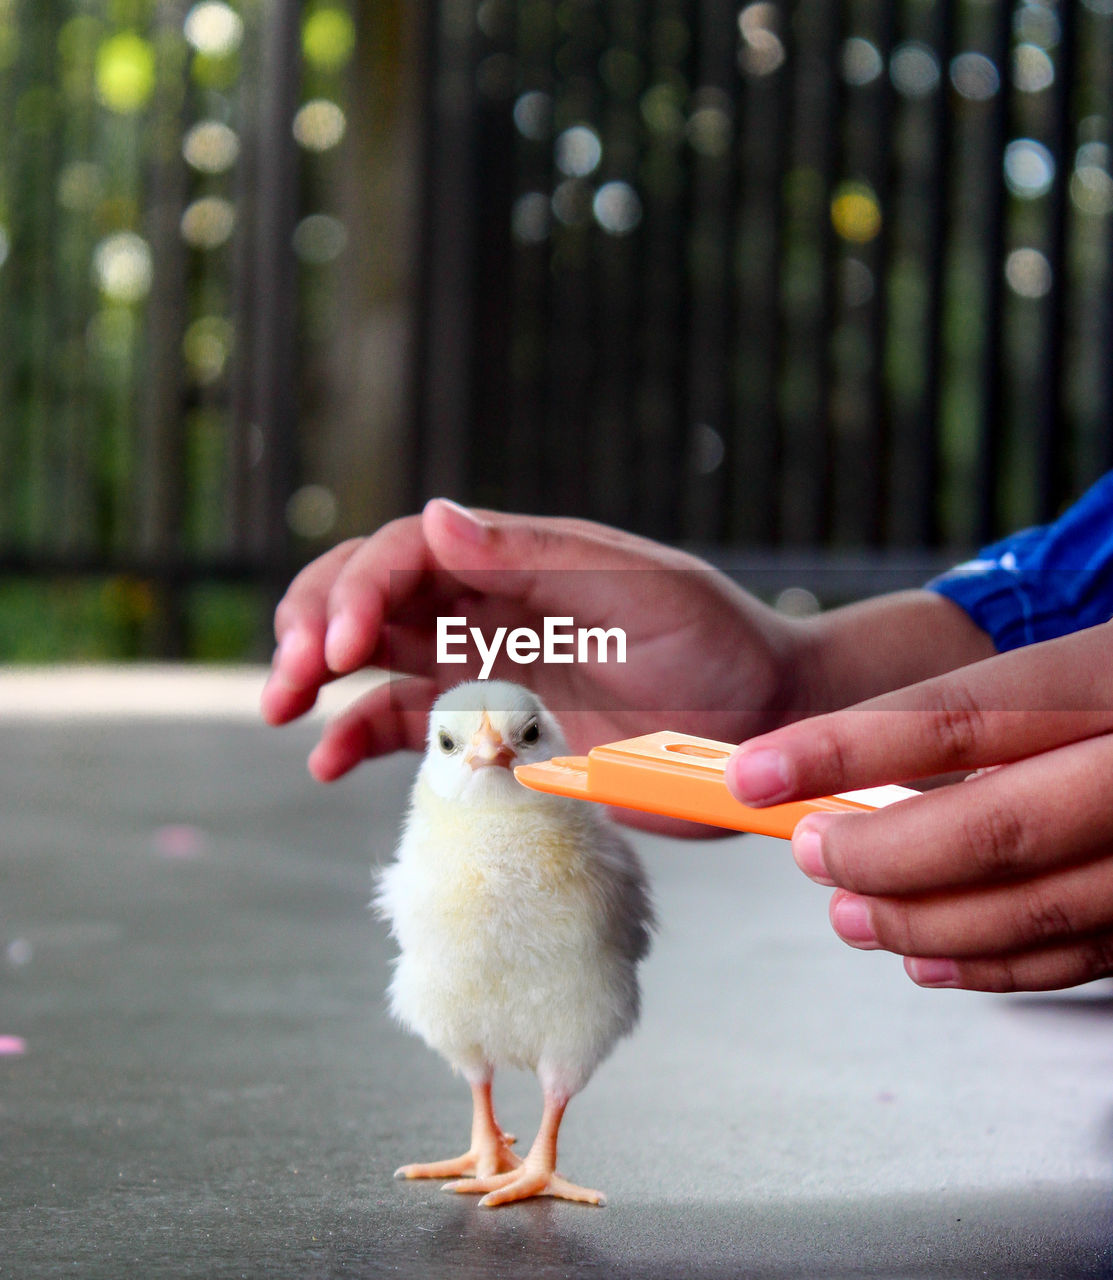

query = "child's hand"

[
  {"left": 727, "top": 623, "right": 1113, "bottom": 991},
  {"left": 262, "top": 499, "right": 802, "bottom": 795}
]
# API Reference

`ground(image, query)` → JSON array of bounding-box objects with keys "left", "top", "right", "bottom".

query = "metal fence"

[
  {"left": 0, "top": 0, "right": 359, "bottom": 655},
  {"left": 412, "top": 0, "right": 1113, "bottom": 554},
  {"left": 3, "top": 1, "right": 1113, "bottom": 657}
]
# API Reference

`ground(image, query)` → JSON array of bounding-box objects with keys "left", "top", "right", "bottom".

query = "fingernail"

[
  {"left": 830, "top": 894, "right": 878, "bottom": 948},
  {"left": 435, "top": 497, "right": 491, "bottom": 545},
  {"left": 905, "top": 957, "right": 961, "bottom": 988},
  {"left": 324, "top": 612, "right": 360, "bottom": 671},
  {"left": 729, "top": 748, "right": 791, "bottom": 804},
  {"left": 792, "top": 823, "right": 835, "bottom": 885}
]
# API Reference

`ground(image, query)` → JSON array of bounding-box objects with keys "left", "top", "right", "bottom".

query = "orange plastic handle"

[{"left": 514, "top": 730, "right": 918, "bottom": 839}]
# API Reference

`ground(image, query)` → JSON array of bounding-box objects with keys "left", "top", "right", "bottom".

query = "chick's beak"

[{"left": 464, "top": 713, "right": 516, "bottom": 771}]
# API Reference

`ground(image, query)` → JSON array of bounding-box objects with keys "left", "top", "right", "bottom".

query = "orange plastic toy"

[{"left": 514, "top": 730, "right": 919, "bottom": 838}]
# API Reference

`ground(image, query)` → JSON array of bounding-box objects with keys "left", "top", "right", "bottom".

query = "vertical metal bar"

[
  {"left": 502, "top": 2, "right": 554, "bottom": 513},
  {"left": 973, "top": 2, "right": 1012, "bottom": 543},
  {"left": 681, "top": 0, "right": 737, "bottom": 543},
  {"left": 779, "top": 0, "right": 842, "bottom": 546},
  {"left": 467, "top": 6, "right": 515, "bottom": 509},
  {"left": 913, "top": 0, "right": 955, "bottom": 548},
  {"left": 408, "top": 0, "right": 480, "bottom": 506},
  {"left": 13, "top": 0, "right": 65, "bottom": 554},
  {"left": 638, "top": 0, "right": 695, "bottom": 538},
  {"left": 728, "top": 0, "right": 790, "bottom": 545},
  {"left": 229, "top": 8, "right": 261, "bottom": 563},
  {"left": 1033, "top": 0, "right": 1077, "bottom": 521},
  {"left": 856, "top": 0, "right": 896, "bottom": 546},
  {"left": 140, "top": 0, "right": 192, "bottom": 655},
  {"left": 588, "top": 0, "right": 638, "bottom": 533},
  {"left": 542, "top": 10, "right": 600, "bottom": 516},
  {"left": 248, "top": 0, "right": 302, "bottom": 584}
]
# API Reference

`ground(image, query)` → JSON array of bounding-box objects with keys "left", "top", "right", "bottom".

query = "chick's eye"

[
  {"left": 519, "top": 720, "right": 540, "bottom": 745},
  {"left": 437, "top": 729, "right": 457, "bottom": 753}
]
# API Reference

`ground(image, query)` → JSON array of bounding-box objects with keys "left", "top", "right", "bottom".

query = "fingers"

[
  {"left": 788, "top": 729, "right": 1113, "bottom": 993},
  {"left": 787, "top": 733, "right": 1113, "bottom": 896},
  {"left": 262, "top": 517, "right": 437, "bottom": 725},
  {"left": 262, "top": 539, "right": 368, "bottom": 724},
  {"left": 419, "top": 499, "right": 714, "bottom": 629},
  {"left": 307, "top": 678, "right": 438, "bottom": 782},
  {"left": 903, "top": 938, "right": 1113, "bottom": 993},
  {"left": 727, "top": 623, "right": 1113, "bottom": 806},
  {"left": 264, "top": 498, "right": 726, "bottom": 729},
  {"left": 828, "top": 853, "right": 1113, "bottom": 960}
]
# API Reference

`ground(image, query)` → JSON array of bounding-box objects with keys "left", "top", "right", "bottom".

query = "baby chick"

[{"left": 376, "top": 680, "right": 654, "bottom": 1207}]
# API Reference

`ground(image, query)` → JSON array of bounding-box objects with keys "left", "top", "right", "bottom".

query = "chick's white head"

[{"left": 420, "top": 681, "right": 568, "bottom": 805}]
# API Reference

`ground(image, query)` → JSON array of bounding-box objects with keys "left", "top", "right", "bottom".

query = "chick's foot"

[
  {"left": 444, "top": 1162, "right": 606, "bottom": 1207},
  {"left": 395, "top": 1078, "right": 520, "bottom": 1181},
  {"left": 394, "top": 1134, "right": 520, "bottom": 1182}
]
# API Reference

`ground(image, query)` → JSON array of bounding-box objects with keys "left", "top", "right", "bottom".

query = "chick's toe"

[
  {"left": 395, "top": 1136, "right": 521, "bottom": 1181},
  {"left": 444, "top": 1165, "right": 606, "bottom": 1208}
]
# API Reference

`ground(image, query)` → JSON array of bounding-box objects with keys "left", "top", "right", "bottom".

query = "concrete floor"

[{"left": 2, "top": 675, "right": 1112, "bottom": 1278}]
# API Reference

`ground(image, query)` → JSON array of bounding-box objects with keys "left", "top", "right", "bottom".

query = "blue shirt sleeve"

[{"left": 926, "top": 471, "right": 1113, "bottom": 652}]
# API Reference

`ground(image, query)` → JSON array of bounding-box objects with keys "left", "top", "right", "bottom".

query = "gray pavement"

[{"left": 2, "top": 707, "right": 1112, "bottom": 1277}]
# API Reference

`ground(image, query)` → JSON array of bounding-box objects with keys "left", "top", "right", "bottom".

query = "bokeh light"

[
  {"left": 555, "top": 125, "right": 602, "bottom": 178},
  {"left": 1013, "top": 43, "right": 1054, "bottom": 94},
  {"left": 1070, "top": 163, "right": 1113, "bottom": 217},
  {"left": 950, "top": 52, "right": 1000, "bottom": 101},
  {"left": 738, "top": 3, "right": 785, "bottom": 77},
  {"left": 842, "top": 37, "right": 884, "bottom": 87},
  {"left": 511, "top": 192, "right": 551, "bottom": 244},
  {"left": 774, "top": 586, "right": 821, "bottom": 617},
  {"left": 183, "top": 316, "right": 234, "bottom": 384},
  {"left": 183, "top": 120, "right": 240, "bottom": 173},
  {"left": 56, "top": 161, "right": 105, "bottom": 212},
  {"left": 1005, "top": 247, "right": 1052, "bottom": 298},
  {"left": 593, "top": 181, "right": 643, "bottom": 236},
  {"left": 688, "top": 90, "right": 733, "bottom": 158},
  {"left": 640, "top": 82, "right": 685, "bottom": 140},
  {"left": 184, "top": 2, "right": 243, "bottom": 57},
  {"left": 286, "top": 484, "right": 339, "bottom": 539},
  {"left": 293, "top": 213, "right": 347, "bottom": 263},
  {"left": 302, "top": 6, "right": 355, "bottom": 71},
  {"left": 180, "top": 196, "right": 236, "bottom": 249},
  {"left": 840, "top": 257, "right": 875, "bottom": 307},
  {"left": 93, "top": 232, "right": 153, "bottom": 303},
  {"left": 551, "top": 179, "right": 592, "bottom": 228},
  {"left": 95, "top": 31, "right": 156, "bottom": 114},
  {"left": 831, "top": 181, "right": 882, "bottom": 243},
  {"left": 1004, "top": 138, "right": 1055, "bottom": 198},
  {"left": 513, "top": 90, "right": 553, "bottom": 142},
  {"left": 1014, "top": 3, "right": 1060, "bottom": 48},
  {"left": 293, "top": 99, "right": 347, "bottom": 151},
  {"left": 690, "top": 423, "right": 725, "bottom": 476},
  {"left": 890, "top": 42, "right": 940, "bottom": 98}
]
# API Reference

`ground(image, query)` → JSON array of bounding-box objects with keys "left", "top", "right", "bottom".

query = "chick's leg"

[
  {"left": 395, "top": 1078, "right": 521, "bottom": 1181},
  {"left": 445, "top": 1090, "right": 605, "bottom": 1207}
]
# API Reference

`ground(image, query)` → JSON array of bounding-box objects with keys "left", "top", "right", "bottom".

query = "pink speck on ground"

[
  {"left": 876, "top": 1090, "right": 897, "bottom": 1104},
  {"left": 152, "top": 824, "right": 207, "bottom": 859},
  {"left": 0, "top": 1036, "right": 27, "bottom": 1057}
]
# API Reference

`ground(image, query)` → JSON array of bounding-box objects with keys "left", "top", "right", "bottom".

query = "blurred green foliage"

[
  {"left": 0, "top": 577, "right": 265, "bottom": 661},
  {"left": 0, "top": 0, "right": 356, "bottom": 661}
]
